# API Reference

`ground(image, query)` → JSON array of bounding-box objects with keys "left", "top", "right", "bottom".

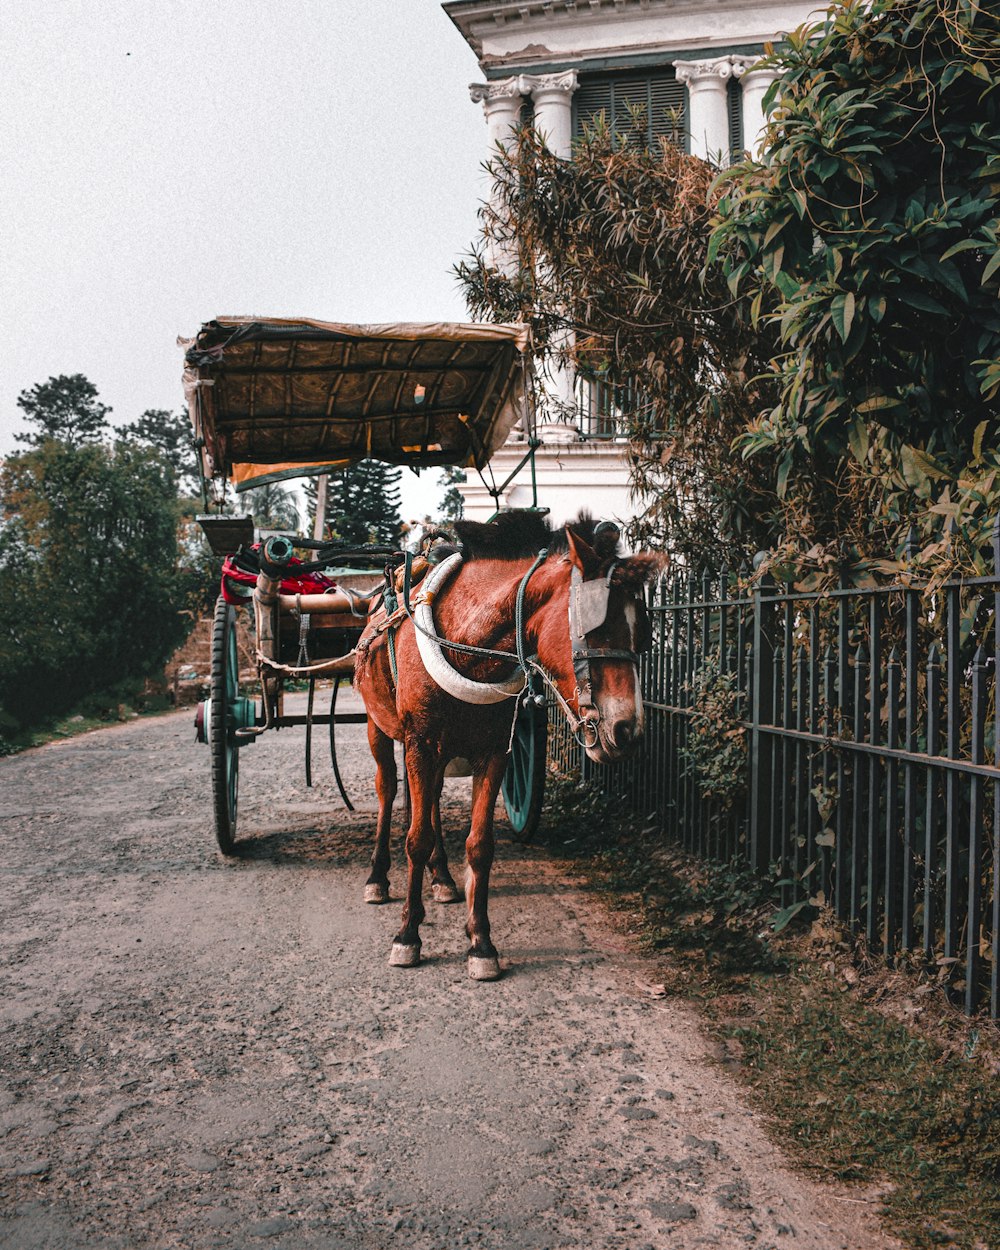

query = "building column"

[
  {"left": 469, "top": 76, "right": 524, "bottom": 154},
  {"left": 673, "top": 58, "right": 733, "bottom": 162},
  {"left": 731, "top": 58, "right": 780, "bottom": 155},
  {"left": 525, "top": 69, "right": 578, "bottom": 159},
  {"left": 469, "top": 77, "right": 524, "bottom": 275},
  {"left": 522, "top": 69, "right": 579, "bottom": 440},
  {"left": 470, "top": 71, "right": 580, "bottom": 442}
]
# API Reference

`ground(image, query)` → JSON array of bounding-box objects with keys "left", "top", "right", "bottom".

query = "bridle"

[{"left": 566, "top": 563, "right": 643, "bottom": 748}]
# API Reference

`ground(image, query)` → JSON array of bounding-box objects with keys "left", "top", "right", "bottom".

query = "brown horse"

[{"left": 354, "top": 514, "right": 663, "bottom": 980}]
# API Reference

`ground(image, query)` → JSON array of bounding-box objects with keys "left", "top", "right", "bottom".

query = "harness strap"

[
  {"left": 515, "top": 549, "right": 549, "bottom": 671},
  {"left": 381, "top": 562, "right": 401, "bottom": 688},
  {"left": 403, "top": 550, "right": 546, "bottom": 672}
]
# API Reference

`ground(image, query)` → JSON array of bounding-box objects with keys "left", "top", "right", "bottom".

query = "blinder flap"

[{"left": 570, "top": 566, "right": 613, "bottom": 638}]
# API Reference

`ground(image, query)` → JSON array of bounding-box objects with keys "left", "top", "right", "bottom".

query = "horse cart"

[{"left": 184, "top": 316, "right": 548, "bottom": 854}]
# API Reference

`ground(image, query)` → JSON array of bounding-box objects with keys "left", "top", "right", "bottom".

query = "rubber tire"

[
  {"left": 502, "top": 700, "right": 547, "bottom": 844},
  {"left": 210, "top": 596, "right": 241, "bottom": 854}
]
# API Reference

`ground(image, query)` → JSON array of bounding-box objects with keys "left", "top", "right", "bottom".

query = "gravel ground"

[{"left": 0, "top": 691, "right": 899, "bottom": 1250}]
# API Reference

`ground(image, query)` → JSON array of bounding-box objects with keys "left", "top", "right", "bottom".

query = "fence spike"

[{"left": 906, "top": 525, "right": 919, "bottom": 560}]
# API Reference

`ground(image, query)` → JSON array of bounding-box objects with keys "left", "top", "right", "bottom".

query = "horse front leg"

[
  {"left": 389, "top": 738, "right": 438, "bottom": 968},
  {"left": 364, "top": 721, "right": 396, "bottom": 904},
  {"left": 465, "top": 752, "right": 507, "bottom": 981},
  {"left": 428, "top": 767, "right": 461, "bottom": 904}
]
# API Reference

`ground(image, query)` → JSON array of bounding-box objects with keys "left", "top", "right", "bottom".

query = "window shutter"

[
  {"left": 614, "top": 77, "right": 651, "bottom": 143},
  {"left": 573, "top": 77, "right": 614, "bottom": 138},
  {"left": 573, "top": 68, "right": 686, "bottom": 151},
  {"left": 648, "top": 75, "right": 687, "bottom": 148},
  {"left": 727, "top": 76, "right": 743, "bottom": 163}
]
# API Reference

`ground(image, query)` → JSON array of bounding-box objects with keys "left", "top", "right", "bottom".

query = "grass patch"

[
  {"left": 0, "top": 689, "right": 176, "bottom": 756},
  {"left": 536, "top": 772, "right": 1000, "bottom": 1250}
]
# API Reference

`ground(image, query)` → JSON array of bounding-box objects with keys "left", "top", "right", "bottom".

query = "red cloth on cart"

[{"left": 220, "top": 544, "right": 338, "bottom": 604}]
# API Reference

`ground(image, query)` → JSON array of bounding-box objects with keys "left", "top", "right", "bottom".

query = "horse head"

[{"left": 550, "top": 524, "right": 665, "bottom": 765}]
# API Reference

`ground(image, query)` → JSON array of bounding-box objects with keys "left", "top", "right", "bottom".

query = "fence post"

[
  {"left": 993, "top": 517, "right": 1000, "bottom": 1019},
  {"left": 749, "top": 567, "right": 776, "bottom": 872}
]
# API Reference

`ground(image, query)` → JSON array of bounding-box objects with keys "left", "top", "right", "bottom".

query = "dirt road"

[{"left": 0, "top": 695, "right": 896, "bottom": 1250}]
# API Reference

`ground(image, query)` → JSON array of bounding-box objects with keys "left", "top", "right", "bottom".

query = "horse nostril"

[{"left": 611, "top": 719, "right": 635, "bottom": 748}]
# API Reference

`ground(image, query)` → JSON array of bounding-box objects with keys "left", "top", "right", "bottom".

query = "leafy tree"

[
  {"left": 438, "top": 465, "right": 466, "bottom": 521},
  {"left": 713, "top": 0, "right": 1000, "bottom": 581},
  {"left": 460, "top": 0, "right": 1000, "bottom": 583},
  {"left": 239, "top": 481, "right": 301, "bottom": 531},
  {"left": 306, "top": 460, "right": 402, "bottom": 545},
  {"left": 14, "top": 374, "right": 111, "bottom": 448},
  {"left": 120, "top": 408, "right": 199, "bottom": 494},
  {"left": 0, "top": 438, "right": 191, "bottom": 726}
]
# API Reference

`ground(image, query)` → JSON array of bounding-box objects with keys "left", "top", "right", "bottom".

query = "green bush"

[
  {"left": 0, "top": 439, "right": 192, "bottom": 728},
  {"left": 715, "top": 0, "right": 1000, "bottom": 580}
]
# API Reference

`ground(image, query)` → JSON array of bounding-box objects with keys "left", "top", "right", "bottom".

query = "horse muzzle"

[{"left": 583, "top": 709, "right": 643, "bottom": 764}]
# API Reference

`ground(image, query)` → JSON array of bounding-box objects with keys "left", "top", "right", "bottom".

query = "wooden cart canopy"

[{"left": 181, "top": 316, "right": 531, "bottom": 490}]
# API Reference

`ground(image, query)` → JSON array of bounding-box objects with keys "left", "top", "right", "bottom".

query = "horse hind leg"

[
  {"left": 364, "top": 723, "right": 396, "bottom": 905},
  {"left": 389, "top": 739, "right": 438, "bottom": 968},
  {"left": 428, "top": 769, "right": 461, "bottom": 905}
]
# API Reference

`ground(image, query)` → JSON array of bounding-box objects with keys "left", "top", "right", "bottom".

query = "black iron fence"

[{"left": 549, "top": 542, "right": 1000, "bottom": 1018}]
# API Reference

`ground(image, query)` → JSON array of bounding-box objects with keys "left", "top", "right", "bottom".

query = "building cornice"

[
  {"left": 444, "top": 0, "right": 789, "bottom": 57},
  {"left": 445, "top": 0, "right": 679, "bottom": 38},
  {"left": 443, "top": 0, "right": 803, "bottom": 74},
  {"left": 474, "top": 41, "right": 769, "bottom": 79}
]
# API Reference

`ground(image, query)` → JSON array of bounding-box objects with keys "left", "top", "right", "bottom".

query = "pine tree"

[{"left": 305, "top": 460, "right": 402, "bottom": 545}]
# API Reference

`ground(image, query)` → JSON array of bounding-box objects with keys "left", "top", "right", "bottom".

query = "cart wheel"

[
  {"left": 502, "top": 697, "right": 547, "bottom": 843},
  {"left": 210, "top": 595, "right": 249, "bottom": 854}
]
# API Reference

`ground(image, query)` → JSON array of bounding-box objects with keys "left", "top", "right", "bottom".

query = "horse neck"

[{"left": 445, "top": 556, "right": 569, "bottom": 660}]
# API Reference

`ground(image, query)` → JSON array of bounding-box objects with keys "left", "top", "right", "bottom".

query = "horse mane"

[
  {"left": 448, "top": 510, "right": 665, "bottom": 586},
  {"left": 452, "top": 511, "right": 609, "bottom": 562}
]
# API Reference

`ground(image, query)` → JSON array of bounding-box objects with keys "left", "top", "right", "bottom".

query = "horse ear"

[
  {"left": 610, "top": 552, "right": 669, "bottom": 588},
  {"left": 565, "top": 526, "right": 600, "bottom": 577}
]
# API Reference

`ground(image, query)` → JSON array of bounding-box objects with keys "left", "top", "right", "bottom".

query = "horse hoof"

[
  {"left": 364, "top": 882, "right": 389, "bottom": 904},
  {"left": 467, "top": 954, "right": 501, "bottom": 981},
  {"left": 431, "top": 882, "right": 462, "bottom": 904},
  {"left": 389, "top": 942, "right": 421, "bottom": 968}
]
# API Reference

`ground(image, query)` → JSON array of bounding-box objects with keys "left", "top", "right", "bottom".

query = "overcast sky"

[{"left": 0, "top": 0, "right": 489, "bottom": 518}]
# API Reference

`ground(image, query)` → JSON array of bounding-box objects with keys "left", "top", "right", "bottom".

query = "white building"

[{"left": 443, "top": 0, "right": 816, "bottom": 528}]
